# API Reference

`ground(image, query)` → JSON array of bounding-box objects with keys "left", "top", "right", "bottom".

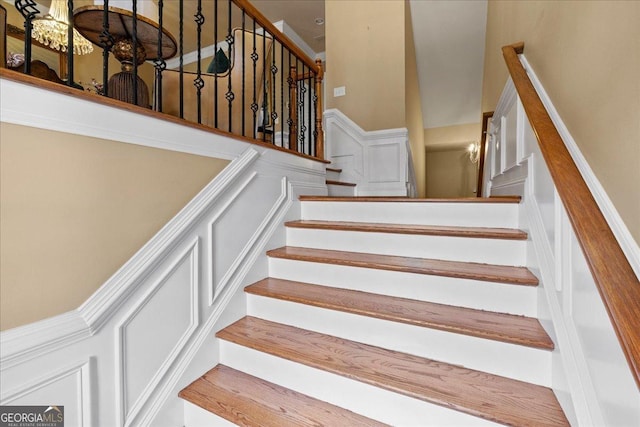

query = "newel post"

[{"left": 314, "top": 58, "right": 324, "bottom": 160}]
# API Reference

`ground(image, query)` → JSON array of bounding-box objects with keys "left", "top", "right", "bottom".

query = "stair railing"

[
  {"left": 502, "top": 42, "right": 640, "bottom": 389},
  {"left": 11, "top": 0, "right": 324, "bottom": 160}
]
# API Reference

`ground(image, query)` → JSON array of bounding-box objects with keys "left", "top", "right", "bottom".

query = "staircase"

[
  {"left": 180, "top": 196, "right": 569, "bottom": 426},
  {"left": 326, "top": 167, "right": 357, "bottom": 196}
]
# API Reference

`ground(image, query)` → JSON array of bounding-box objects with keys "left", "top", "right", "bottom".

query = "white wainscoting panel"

[
  {"left": 0, "top": 360, "right": 94, "bottom": 427},
  {"left": 0, "top": 79, "right": 327, "bottom": 426},
  {"left": 324, "top": 109, "right": 412, "bottom": 196},
  {"left": 485, "top": 54, "right": 640, "bottom": 427}
]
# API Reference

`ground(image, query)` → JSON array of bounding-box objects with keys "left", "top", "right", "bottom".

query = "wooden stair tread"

[
  {"left": 267, "top": 246, "right": 539, "bottom": 286},
  {"left": 299, "top": 195, "right": 521, "bottom": 203},
  {"left": 217, "top": 317, "right": 569, "bottom": 426},
  {"left": 179, "top": 365, "right": 387, "bottom": 427},
  {"left": 326, "top": 179, "right": 357, "bottom": 187},
  {"left": 246, "top": 278, "right": 553, "bottom": 349},
  {"left": 285, "top": 219, "right": 528, "bottom": 240},
  {"left": 326, "top": 167, "right": 342, "bottom": 173}
]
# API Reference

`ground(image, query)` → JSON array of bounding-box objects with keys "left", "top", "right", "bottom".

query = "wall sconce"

[{"left": 467, "top": 141, "right": 480, "bottom": 163}]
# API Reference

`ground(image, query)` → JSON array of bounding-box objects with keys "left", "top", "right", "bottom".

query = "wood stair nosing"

[
  {"left": 326, "top": 167, "right": 343, "bottom": 173},
  {"left": 217, "top": 317, "right": 569, "bottom": 427},
  {"left": 245, "top": 278, "right": 554, "bottom": 350},
  {"left": 179, "top": 365, "right": 388, "bottom": 427},
  {"left": 267, "top": 246, "right": 539, "bottom": 286},
  {"left": 299, "top": 195, "right": 522, "bottom": 203},
  {"left": 326, "top": 179, "right": 357, "bottom": 187},
  {"left": 285, "top": 219, "right": 528, "bottom": 240}
]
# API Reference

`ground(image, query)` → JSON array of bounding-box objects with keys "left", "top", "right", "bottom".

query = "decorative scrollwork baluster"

[
  {"left": 153, "top": 0, "right": 165, "bottom": 109},
  {"left": 194, "top": 0, "right": 205, "bottom": 123}
]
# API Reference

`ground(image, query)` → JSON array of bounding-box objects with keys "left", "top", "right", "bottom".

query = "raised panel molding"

[
  {"left": 0, "top": 360, "right": 94, "bottom": 427},
  {"left": 207, "top": 172, "right": 259, "bottom": 306},
  {"left": 210, "top": 176, "right": 291, "bottom": 304},
  {"left": 324, "top": 109, "right": 411, "bottom": 196},
  {"left": 116, "top": 238, "right": 200, "bottom": 427},
  {"left": 368, "top": 143, "right": 401, "bottom": 183}
]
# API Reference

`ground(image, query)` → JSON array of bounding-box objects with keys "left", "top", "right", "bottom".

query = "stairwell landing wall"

[
  {"left": 482, "top": 0, "right": 640, "bottom": 246},
  {"left": 0, "top": 124, "right": 228, "bottom": 330},
  {"left": 325, "top": 0, "right": 426, "bottom": 197}
]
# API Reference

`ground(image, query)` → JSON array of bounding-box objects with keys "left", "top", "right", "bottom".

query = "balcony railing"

[{"left": 11, "top": 0, "right": 324, "bottom": 160}]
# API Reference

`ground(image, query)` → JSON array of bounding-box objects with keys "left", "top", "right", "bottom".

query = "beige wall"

[
  {"left": 425, "top": 123, "right": 480, "bottom": 197},
  {"left": 483, "top": 0, "right": 640, "bottom": 245},
  {"left": 404, "top": 1, "right": 426, "bottom": 197},
  {"left": 0, "top": 124, "right": 229, "bottom": 330},
  {"left": 424, "top": 122, "right": 481, "bottom": 149},
  {"left": 426, "top": 148, "right": 477, "bottom": 198},
  {"left": 325, "top": 0, "right": 405, "bottom": 131}
]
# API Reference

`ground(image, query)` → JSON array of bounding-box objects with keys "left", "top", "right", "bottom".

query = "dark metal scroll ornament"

[
  {"left": 154, "top": 0, "right": 165, "bottom": 109},
  {"left": 14, "top": 0, "right": 40, "bottom": 74},
  {"left": 194, "top": 0, "right": 204, "bottom": 123}
]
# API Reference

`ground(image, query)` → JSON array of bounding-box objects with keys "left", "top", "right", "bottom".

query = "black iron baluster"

[
  {"left": 250, "top": 19, "right": 258, "bottom": 139},
  {"left": 226, "top": 0, "right": 234, "bottom": 132},
  {"left": 313, "top": 74, "right": 318, "bottom": 157},
  {"left": 66, "top": 0, "right": 74, "bottom": 86},
  {"left": 270, "top": 34, "right": 278, "bottom": 145},
  {"left": 194, "top": 0, "right": 205, "bottom": 124},
  {"left": 241, "top": 10, "right": 246, "bottom": 136},
  {"left": 14, "top": 0, "right": 40, "bottom": 75},
  {"left": 132, "top": 0, "right": 138, "bottom": 106},
  {"left": 287, "top": 50, "right": 293, "bottom": 149},
  {"left": 179, "top": 0, "right": 184, "bottom": 118},
  {"left": 100, "top": 0, "right": 113, "bottom": 97},
  {"left": 153, "top": 0, "right": 166, "bottom": 109},
  {"left": 298, "top": 59, "right": 306, "bottom": 154},
  {"left": 308, "top": 64, "right": 312, "bottom": 156},
  {"left": 280, "top": 42, "right": 284, "bottom": 147},
  {"left": 213, "top": 0, "right": 218, "bottom": 128},
  {"left": 261, "top": 24, "right": 266, "bottom": 142}
]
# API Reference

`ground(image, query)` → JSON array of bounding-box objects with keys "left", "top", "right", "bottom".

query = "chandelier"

[{"left": 31, "top": 0, "right": 94, "bottom": 55}]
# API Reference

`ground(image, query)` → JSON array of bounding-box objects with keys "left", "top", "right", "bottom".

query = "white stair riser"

[
  {"left": 286, "top": 228, "right": 527, "bottom": 265},
  {"left": 326, "top": 169, "right": 342, "bottom": 181},
  {"left": 327, "top": 183, "right": 356, "bottom": 197},
  {"left": 184, "top": 401, "right": 235, "bottom": 427},
  {"left": 219, "top": 340, "right": 501, "bottom": 427},
  {"left": 301, "top": 201, "right": 520, "bottom": 228},
  {"left": 268, "top": 258, "right": 538, "bottom": 317},
  {"left": 247, "top": 295, "right": 552, "bottom": 386}
]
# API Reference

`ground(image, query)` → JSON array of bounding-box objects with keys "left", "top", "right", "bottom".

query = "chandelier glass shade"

[{"left": 31, "top": 0, "right": 94, "bottom": 55}]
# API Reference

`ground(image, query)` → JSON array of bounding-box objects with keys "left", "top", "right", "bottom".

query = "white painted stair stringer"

[
  {"left": 268, "top": 258, "right": 538, "bottom": 317},
  {"left": 247, "top": 294, "right": 552, "bottom": 386},
  {"left": 219, "top": 340, "right": 501, "bottom": 427},
  {"left": 286, "top": 227, "right": 527, "bottom": 265},
  {"left": 301, "top": 201, "right": 520, "bottom": 228}
]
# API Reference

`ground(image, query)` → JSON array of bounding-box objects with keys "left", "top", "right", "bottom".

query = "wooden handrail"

[
  {"left": 502, "top": 42, "right": 640, "bottom": 389},
  {"left": 232, "top": 0, "right": 320, "bottom": 73}
]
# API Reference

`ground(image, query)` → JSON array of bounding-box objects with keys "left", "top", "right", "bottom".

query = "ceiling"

[{"left": 409, "top": 0, "right": 487, "bottom": 129}]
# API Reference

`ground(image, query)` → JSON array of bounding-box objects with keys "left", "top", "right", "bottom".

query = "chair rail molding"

[
  {"left": 0, "top": 133, "right": 326, "bottom": 426},
  {"left": 484, "top": 51, "right": 640, "bottom": 427},
  {"left": 323, "top": 108, "right": 411, "bottom": 196}
]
